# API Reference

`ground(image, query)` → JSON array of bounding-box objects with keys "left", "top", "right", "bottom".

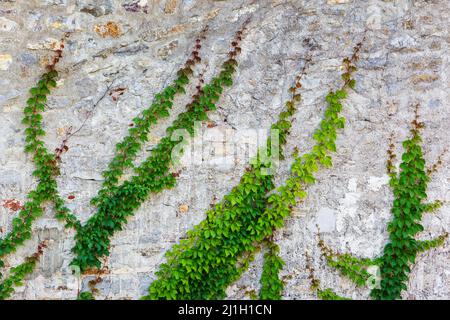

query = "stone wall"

[{"left": 0, "top": 0, "right": 449, "bottom": 299}]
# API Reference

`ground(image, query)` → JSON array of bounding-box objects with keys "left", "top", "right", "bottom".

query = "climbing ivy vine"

[
  {"left": 145, "top": 39, "right": 362, "bottom": 300},
  {"left": 0, "top": 241, "right": 48, "bottom": 300},
  {"left": 1, "top": 19, "right": 445, "bottom": 301},
  {"left": 70, "top": 22, "right": 249, "bottom": 272},
  {"left": 0, "top": 35, "right": 80, "bottom": 299},
  {"left": 316, "top": 104, "right": 448, "bottom": 300},
  {"left": 305, "top": 252, "right": 350, "bottom": 300},
  {"left": 0, "top": 68, "right": 63, "bottom": 260},
  {"left": 318, "top": 237, "right": 373, "bottom": 287},
  {"left": 144, "top": 59, "right": 306, "bottom": 299},
  {"left": 92, "top": 27, "right": 208, "bottom": 204},
  {"left": 259, "top": 239, "right": 284, "bottom": 300},
  {"left": 0, "top": 36, "right": 73, "bottom": 259}
]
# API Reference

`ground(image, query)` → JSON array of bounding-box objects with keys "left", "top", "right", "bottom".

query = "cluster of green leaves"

[
  {"left": 92, "top": 37, "right": 204, "bottom": 204},
  {"left": 77, "top": 291, "right": 95, "bottom": 300},
  {"left": 145, "top": 50, "right": 354, "bottom": 299},
  {"left": 318, "top": 237, "right": 374, "bottom": 287},
  {"left": 145, "top": 42, "right": 360, "bottom": 300},
  {"left": 371, "top": 114, "right": 447, "bottom": 300},
  {"left": 319, "top": 107, "right": 447, "bottom": 300},
  {"left": 316, "top": 288, "right": 350, "bottom": 300},
  {"left": 70, "top": 31, "right": 245, "bottom": 272},
  {"left": 0, "top": 242, "right": 47, "bottom": 300},
  {"left": 144, "top": 61, "right": 305, "bottom": 300},
  {"left": 77, "top": 276, "right": 102, "bottom": 300},
  {"left": 0, "top": 41, "right": 82, "bottom": 298},
  {"left": 0, "top": 257, "right": 38, "bottom": 300},
  {"left": 305, "top": 249, "right": 352, "bottom": 300},
  {"left": 0, "top": 69, "right": 78, "bottom": 268},
  {"left": 0, "top": 32, "right": 202, "bottom": 296},
  {"left": 259, "top": 240, "right": 284, "bottom": 299},
  {"left": 254, "top": 40, "right": 363, "bottom": 242},
  {"left": 70, "top": 35, "right": 203, "bottom": 273}
]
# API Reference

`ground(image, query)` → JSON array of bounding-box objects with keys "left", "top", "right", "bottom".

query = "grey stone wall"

[{"left": 0, "top": 0, "right": 448, "bottom": 299}]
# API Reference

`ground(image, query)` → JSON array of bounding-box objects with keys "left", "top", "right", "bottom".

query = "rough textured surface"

[{"left": 0, "top": 0, "right": 449, "bottom": 300}]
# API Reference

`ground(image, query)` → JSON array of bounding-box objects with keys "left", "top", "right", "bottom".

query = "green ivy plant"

[
  {"left": 0, "top": 27, "right": 205, "bottom": 297},
  {"left": 318, "top": 237, "right": 373, "bottom": 287},
  {"left": 305, "top": 251, "right": 350, "bottom": 300},
  {"left": 0, "top": 34, "right": 80, "bottom": 299},
  {"left": 70, "top": 22, "right": 249, "bottom": 272},
  {"left": 316, "top": 287, "right": 350, "bottom": 300},
  {"left": 0, "top": 241, "right": 47, "bottom": 300},
  {"left": 144, "top": 55, "right": 311, "bottom": 300},
  {"left": 259, "top": 239, "right": 284, "bottom": 300},
  {"left": 92, "top": 27, "right": 208, "bottom": 204},
  {"left": 77, "top": 275, "right": 103, "bottom": 300},
  {"left": 77, "top": 291, "right": 95, "bottom": 300},
  {"left": 317, "top": 104, "right": 448, "bottom": 300},
  {"left": 258, "top": 41, "right": 364, "bottom": 299},
  {"left": 0, "top": 34, "right": 78, "bottom": 271},
  {"left": 144, "top": 39, "right": 362, "bottom": 300}
]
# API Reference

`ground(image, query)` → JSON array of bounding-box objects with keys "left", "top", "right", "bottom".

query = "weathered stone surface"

[
  {"left": 0, "top": 0, "right": 449, "bottom": 300},
  {"left": 0, "top": 54, "right": 12, "bottom": 70},
  {"left": 94, "top": 21, "right": 121, "bottom": 37},
  {"left": 164, "top": 0, "right": 178, "bottom": 14},
  {"left": 19, "top": 53, "right": 38, "bottom": 65},
  {"left": 315, "top": 207, "right": 336, "bottom": 233},
  {"left": 77, "top": 0, "right": 114, "bottom": 17},
  {"left": 327, "top": 0, "right": 350, "bottom": 4},
  {"left": 27, "top": 38, "right": 64, "bottom": 51},
  {"left": 122, "top": 1, "right": 149, "bottom": 14},
  {"left": 0, "top": 89, "right": 20, "bottom": 104},
  {"left": 0, "top": 17, "right": 18, "bottom": 32},
  {"left": 41, "top": 0, "right": 68, "bottom": 5}
]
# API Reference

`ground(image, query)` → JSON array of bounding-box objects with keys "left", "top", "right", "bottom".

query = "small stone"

[
  {"left": 316, "top": 207, "right": 336, "bottom": 233},
  {"left": 114, "top": 44, "right": 148, "bottom": 56},
  {"left": 41, "top": 0, "right": 68, "bottom": 5},
  {"left": 390, "top": 35, "right": 417, "bottom": 50},
  {"left": 181, "top": 0, "right": 195, "bottom": 11},
  {"left": 20, "top": 53, "right": 37, "bottom": 65},
  {"left": 429, "top": 99, "right": 441, "bottom": 109},
  {"left": 26, "top": 11, "right": 44, "bottom": 32},
  {"left": 0, "top": 89, "right": 20, "bottom": 104},
  {"left": 0, "top": 54, "right": 13, "bottom": 71},
  {"left": 430, "top": 41, "right": 441, "bottom": 50},
  {"left": 178, "top": 204, "right": 189, "bottom": 213},
  {"left": 123, "top": 0, "right": 149, "bottom": 13},
  {"left": 0, "top": 170, "right": 22, "bottom": 186},
  {"left": 157, "top": 40, "right": 178, "bottom": 59},
  {"left": 164, "top": 0, "right": 177, "bottom": 14},
  {"left": 94, "top": 21, "right": 121, "bottom": 38},
  {"left": 169, "top": 24, "right": 185, "bottom": 35},
  {"left": 46, "top": 16, "right": 67, "bottom": 30},
  {"left": 411, "top": 74, "right": 439, "bottom": 85},
  {"left": 77, "top": 0, "right": 114, "bottom": 17},
  {"left": 366, "top": 4, "right": 382, "bottom": 30},
  {"left": 0, "top": 17, "right": 19, "bottom": 32},
  {"left": 27, "top": 38, "right": 64, "bottom": 51},
  {"left": 327, "top": 0, "right": 350, "bottom": 4},
  {"left": 403, "top": 19, "right": 414, "bottom": 30},
  {"left": 39, "top": 56, "right": 51, "bottom": 68}
]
